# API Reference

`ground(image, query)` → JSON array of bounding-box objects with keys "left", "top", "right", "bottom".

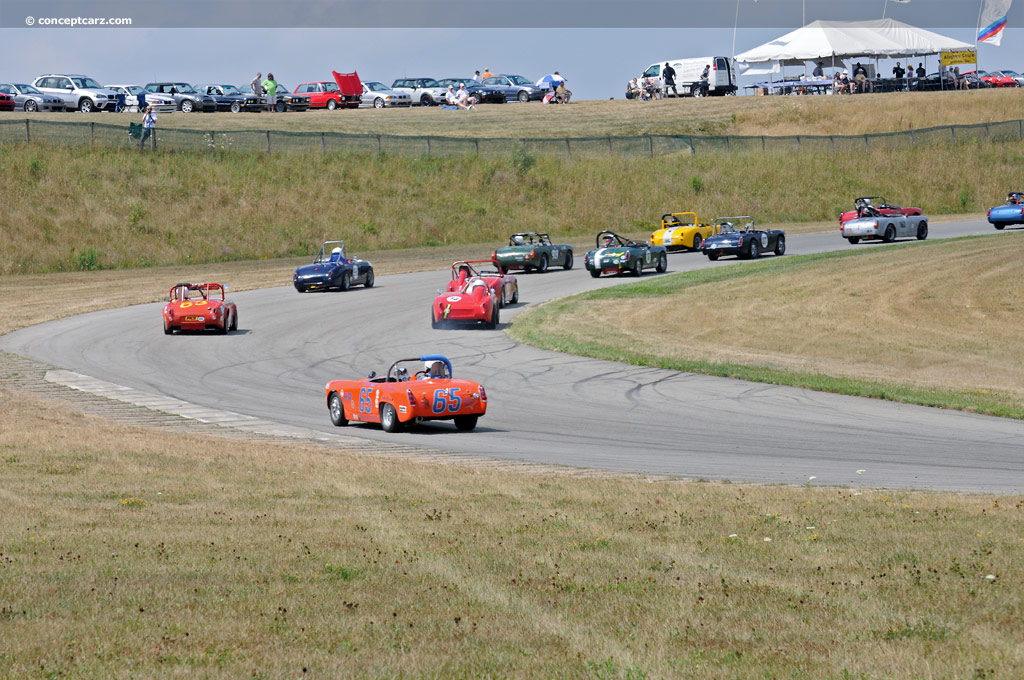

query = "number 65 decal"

[{"left": 432, "top": 388, "right": 462, "bottom": 413}]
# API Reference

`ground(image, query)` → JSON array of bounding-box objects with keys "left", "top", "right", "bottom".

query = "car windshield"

[
  {"left": 120, "top": 85, "right": 144, "bottom": 95},
  {"left": 1001, "top": 70, "right": 1022, "bottom": 77},
  {"left": 643, "top": 65, "right": 660, "bottom": 77},
  {"left": 507, "top": 75, "right": 531, "bottom": 85},
  {"left": 365, "top": 81, "right": 387, "bottom": 91},
  {"left": 71, "top": 77, "right": 103, "bottom": 89},
  {"left": 418, "top": 79, "right": 441, "bottom": 88},
  {"left": 219, "top": 84, "right": 241, "bottom": 95},
  {"left": 14, "top": 83, "right": 42, "bottom": 94}
]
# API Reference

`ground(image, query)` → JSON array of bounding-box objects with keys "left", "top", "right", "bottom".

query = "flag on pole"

[{"left": 978, "top": 0, "right": 1013, "bottom": 45}]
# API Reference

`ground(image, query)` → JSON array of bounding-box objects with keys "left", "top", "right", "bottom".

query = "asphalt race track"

[{"left": 4, "top": 220, "right": 1023, "bottom": 493}]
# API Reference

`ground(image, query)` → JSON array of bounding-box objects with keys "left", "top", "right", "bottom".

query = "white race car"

[{"left": 840, "top": 205, "right": 928, "bottom": 244}]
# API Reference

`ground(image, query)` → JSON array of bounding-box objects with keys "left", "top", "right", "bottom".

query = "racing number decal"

[
  {"left": 431, "top": 388, "right": 462, "bottom": 414},
  {"left": 760, "top": 233, "right": 768, "bottom": 248},
  {"left": 358, "top": 387, "right": 373, "bottom": 414}
]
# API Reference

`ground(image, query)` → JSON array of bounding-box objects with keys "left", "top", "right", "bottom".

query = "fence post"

[
  {"left": 25, "top": 119, "right": 30, "bottom": 143},
  {"left": 90, "top": 122, "right": 95, "bottom": 142},
  {"left": 1019, "top": 120, "right": 1023, "bottom": 141},
  {"left": 864, "top": 134, "right": 869, "bottom": 151},
  {"left": 950, "top": 126, "right": 955, "bottom": 143},
  {"left": 761, "top": 135, "right": 765, "bottom": 152},
  {"left": 648, "top": 135, "right": 653, "bottom": 157},
  {"left": 796, "top": 136, "right": 801, "bottom": 151},
  {"left": 377, "top": 134, "right": 382, "bottom": 155},
  {"left": 426, "top": 137, "right": 431, "bottom": 157},
  {"left": 265, "top": 130, "right": 271, "bottom": 153},
  {"left": 985, "top": 123, "right": 990, "bottom": 140},
  {"left": 608, "top": 136, "right": 613, "bottom": 154},
  {"left": 725, "top": 136, "right": 730, "bottom": 152},
  {"left": 909, "top": 130, "right": 914, "bottom": 146},
  {"left": 565, "top": 137, "right": 571, "bottom": 160},
  {"left": 475, "top": 138, "right": 479, "bottom": 155},
  {"left": 688, "top": 136, "right": 695, "bottom": 156},
  {"left": 829, "top": 135, "right": 834, "bottom": 152},
  {"left": 320, "top": 132, "right": 326, "bottom": 154},
  {"left": 207, "top": 131, "right": 215, "bottom": 150}
]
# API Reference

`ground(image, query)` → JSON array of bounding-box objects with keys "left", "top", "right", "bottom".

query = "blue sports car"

[
  {"left": 987, "top": 192, "right": 1024, "bottom": 230},
  {"left": 293, "top": 241, "right": 374, "bottom": 292}
]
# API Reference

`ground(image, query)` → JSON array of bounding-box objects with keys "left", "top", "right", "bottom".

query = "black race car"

[
  {"left": 702, "top": 217, "right": 786, "bottom": 261},
  {"left": 293, "top": 241, "right": 374, "bottom": 292}
]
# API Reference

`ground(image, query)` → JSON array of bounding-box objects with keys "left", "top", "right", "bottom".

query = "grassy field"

[
  {"left": 510, "top": 233, "right": 1024, "bottom": 419},
  {"left": 2, "top": 135, "right": 1020, "bottom": 275},
  {"left": 1, "top": 387, "right": 1021, "bottom": 678},
  {"left": 5, "top": 88, "right": 1024, "bottom": 138}
]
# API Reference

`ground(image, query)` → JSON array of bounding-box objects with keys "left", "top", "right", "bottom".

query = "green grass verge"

[{"left": 509, "top": 237, "right": 1024, "bottom": 420}]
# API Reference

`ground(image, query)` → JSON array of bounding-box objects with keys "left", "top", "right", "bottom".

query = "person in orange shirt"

[{"left": 481, "top": 68, "right": 495, "bottom": 79}]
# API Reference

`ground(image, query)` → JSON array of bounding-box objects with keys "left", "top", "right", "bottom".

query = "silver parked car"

[
  {"left": 32, "top": 73, "right": 118, "bottom": 112},
  {"left": 840, "top": 205, "right": 929, "bottom": 244},
  {"left": 390, "top": 78, "right": 448, "bottom": 106},
  {"left": 0, "top": 83, "right": 64, "bottom": 112},
  {"left": 360, "top": 81, "right": 412, "bottom": 108},
  {"left": 144, "top": 82, "right": 217, "bottom": 112}
]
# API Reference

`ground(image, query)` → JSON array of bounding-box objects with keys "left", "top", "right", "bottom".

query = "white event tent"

[{"left": 735, "top": 19, "right": 973, "bottom": 75}]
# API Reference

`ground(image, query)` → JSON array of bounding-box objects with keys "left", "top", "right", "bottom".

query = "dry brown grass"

[
  {"left": 5, "top": 88, "right": 1022, "bottom": 138},
  {"left": 1, "top": 388, "right": 1021, "bottom": 678},
  {"left": 515, "top": 235, "right": 1024, "bottom": 407}
]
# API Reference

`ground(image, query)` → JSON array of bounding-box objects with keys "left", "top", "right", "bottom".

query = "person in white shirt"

[
  {"left": 445, "top": 85, "right": 457, "bottom": 106},
  {"left": 472, "top": 71, "right": 482, "bottom": 83},
  {"left": 456, "top": 83, "right": 475, "bottom": 110}
]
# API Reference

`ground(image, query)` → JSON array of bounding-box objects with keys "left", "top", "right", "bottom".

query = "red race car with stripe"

[
  {"left": 325, "top": 355, "right": 487, "bottom": 432},
  {"left": 162, "top": 282, "right": 237, "bottom": 335},
  {"left": 431, "top": 260, "right": 514, "bottom": 329}
]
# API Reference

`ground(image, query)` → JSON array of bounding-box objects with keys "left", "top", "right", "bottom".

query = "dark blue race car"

[
  {"left": 702, "top": 216, "right": 786, "bottom": 261},
  {"left": 987, "top": 192, "right": 1024, "bottom": 230},
  {"left": 293, "top": 241, "right": 374, "bottom": 292}
]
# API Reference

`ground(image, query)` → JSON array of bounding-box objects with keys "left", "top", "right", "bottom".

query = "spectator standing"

[
  {"left": 472, "top": 70, "right": 482, "bottom": 83},
  {"left": 812, "top": 61, "right": 824, "bottom": 77},
  {"left": 139, "top": 105, "right": 157, "bottom": 150},
  {"left": 916, "top": 62, "right": 926, "bottom": 91},
  {"left": 481, "top": 67, "right": 495, "bottom": 79},
  {"left": 893, "top": 62, "right": 905, "bottom": 90},
  {"left": 698, "top": 64, "right": 710, "bottom": 96},
  {"left": 262, "top": 73, "right": 278, "bottom": 112},
  {"left": 250, "top": 72, "right": 262, "bottom": 100},
  {"left": 662, "top": 62, "right": 678, "bottom": 97}
]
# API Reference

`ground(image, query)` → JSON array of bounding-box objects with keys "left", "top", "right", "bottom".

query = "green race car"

[
  {"left": 584, "top": 230, "right": 668, "bottom": 278},
  {"left": 492, "top": 233, "right": 573, "bottom": 273}
]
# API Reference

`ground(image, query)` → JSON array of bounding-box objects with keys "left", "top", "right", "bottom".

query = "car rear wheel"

[
  {"left": 517, "top": 90, "right": 529, "bottom": 103},
  {"left": 380, "top": 403, "right": 401, "bottom": 432},
  {"left": 180, "top": 99, "right": 194, "bottom": 113},
  {"left": 486, "top": 304, "right": 500, "bottom": 329},
  {"left": 339, "top": 271, "right": 351, "bottom": 291},
  {"left": 498, "top": 287, "right": 506, "bottom": 308},
  {"left": 563, "top": 251, "right": 573, "bottom": 270},
  {"left": 374, "top": 97, "right": 385, "bottom": 109},
  {"left": 510, "top": 284, "right": 519, "bottom": 304},
  {"left": 692, "top": 235, "right": 703, "bottom": 251},
  {"left": 847, "top": 236, "right": 860, "bottom": 244},
  {"left": 420, "top": 94, "right": 432, "bottom": 106},
  {"left": 275, "top": 101, "right": 286, "bottom": 113},
  {"left": 590, "top": 269, "right": 601, "bottom": 278},
  {"left": 25, "top": 100, "right": 38, "bottom": 113},
  {"left": 327, "top": 99, "right": 338, "bottom": 110},
  {"left": 707, "top": 253, "right": 719, "bottom": 261},
  {"left": 994, "top": 224, "right": 1006, "bottom": 230},
  {"left": 748, "top": 240, "right": 760, "bottom": 259},
  {"left": 329, "top": 393, "right": 348, "bottom": 427},
  {"left": 163, "top": 320, "right": 172, "bottom": 335},
  {"left": 230, "top": 311, "right": 238, "bottom": 331},
  {"left": 537, "top": 254, "right": 549, "bottom": 273},
  {"left": 364, "top": 269, "right": 375, "bottom": 288},
  {"left": 454, "top": 414, "right": 478, "bottom": 431},
  {"left": 632, "top": 259, "right": 643, "bottom": 276},
  {"left": 774, "top": 235, "right": 786, "bottom": 256},
  {"left": 883, "top": 225, "right": 896, "bottom": 243},
  {"left": 655, "top": 252, "right": 668, "bottom": 272},
  {"left": 219, "top": 313, "right": 229, "bottom": 334},
  {"left": 916, "top": 222, "right": 928, "bottom": 240}
]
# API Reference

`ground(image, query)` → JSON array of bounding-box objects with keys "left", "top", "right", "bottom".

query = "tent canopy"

[{"left": 735, "top": 19, "right": 972, "bottom": 70}]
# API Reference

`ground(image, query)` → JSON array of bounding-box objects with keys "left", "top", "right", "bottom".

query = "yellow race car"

[{"left": 649, "top": 212, "right": 719, "bottom": 252}]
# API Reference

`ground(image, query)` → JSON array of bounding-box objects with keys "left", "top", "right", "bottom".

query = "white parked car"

[
  {"left": 361, "top": 81, "right": 412, "bottom": 108},
  {"left": 106, "top": 84, "right": 176, "bottom": 111},
  {"left": 32, "top": 73, "right": 119, "bottom": 112},
  {"left": 390, "top": 78, "right": 447, "bottom": 106},
  {"left": 640, "top": 56, "right": 738, "bottom": 97},
  {"left": 840, "top": 205, "right": 929, "bottom": 244}
]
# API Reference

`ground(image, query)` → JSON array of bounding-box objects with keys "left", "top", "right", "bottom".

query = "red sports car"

[
  {"left": 432, "top": 261, "right": 515, "bottom": 329},
  {"left": 965, "top": 70, "right": 1017, "bottom": 88},
  {"left": 839, "top": 197, "right": 922, "bottom": 225},
  {"left": 162, "top": 282, "right": 238, "bottom": 334},
  {"left": 0, "top": 92, "right": 14, "bottom": 111},
  {"left": 325, "top": 354, "right": 487, "bottom": 432}
]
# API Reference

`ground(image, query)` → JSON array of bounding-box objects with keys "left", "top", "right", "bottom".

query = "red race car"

[
  {"left": 432, "top": 260, "right": 515, "bottom": 329},
  {"left": 162, "top": 282, "right": 238, "bottom": 335},
  {"left": 839, "top": 196, "right": 922, "bottom": 225},
  {"left": 325, "top": 355, "right": 487, "bottom": 432}
]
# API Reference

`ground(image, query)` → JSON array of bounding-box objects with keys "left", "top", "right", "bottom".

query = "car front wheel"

[
  {"left": 327, "top": 99, "right": 338, "bottom": 110},
  {"left": 25, "top": 100, "right": 38, "bottom": 113},
  {"left": 563, "top": 252, "right": 574, "bottom": 270},
  {"left": 774, "top": 235, "right": 786, "bottom": 256},
  {"left": 916, "top": 222, "right": 928, "bottom": 240},
  {"left": 517, "top": 90, "right": 529, "bottom": 103},
  {"left": 180, "top": 100, "right": 194, "bottom": 113},
  {"left": 79, "top": 98, "right": 93, "bottom": 113},
  {"left": 374, "top": 97, "right": 385, "bottom": 109},
  {"left": 364, "top": 269, "right": 375, "bottom": 288},
  {"left": 420, "top": 94, "right": 432, "bottom": 106},
  {"left": 230, "top": 101, "right": 241, "bottom": 113},
  {"left": 656, "top": 252, "right": 668, "bottom": 272}
]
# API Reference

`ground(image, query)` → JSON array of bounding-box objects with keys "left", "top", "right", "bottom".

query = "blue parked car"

[
  {"left": 293, "top": 241, "right": 374, "bottom": 292},
  {"left": 987, "top": 192, "right": 1024, "bottom": 230}
]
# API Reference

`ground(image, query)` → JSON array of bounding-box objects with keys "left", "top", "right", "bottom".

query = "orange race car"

[
  {"left": 431, "top": 260, "right": 515, "bottom": 329},
  {"left": 162, "top": 282, "right": 238, "bottom": 335},
  {"left": 325, "top": 355, "right": 487, "bottom": 432}
]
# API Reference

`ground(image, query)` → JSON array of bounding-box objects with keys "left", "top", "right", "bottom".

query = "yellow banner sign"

[{"left": 941, "top": 49, "right": 977, "bottom": 67}]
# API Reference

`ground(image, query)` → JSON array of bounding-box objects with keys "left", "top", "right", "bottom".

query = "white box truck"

[{"left": 640, "top": 57, "right": 737, "bottom": 97}]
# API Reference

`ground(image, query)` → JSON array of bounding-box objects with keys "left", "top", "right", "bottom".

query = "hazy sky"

[{"left": 2, "top": 1, "right": 1023, "bottom": 100}]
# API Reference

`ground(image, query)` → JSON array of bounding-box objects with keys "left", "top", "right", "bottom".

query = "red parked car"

[
  {"left": 964, "top": 70, "right": 1017, "bottom": 88},
  {"left": 839, "top": 197, "right": 922, "bottom": 225},
  {"left": 0, "top": 92, "right": 14, "bottom": 111},
  {"left": 294, "top": 71, "right": 361, "bottom": 109}
]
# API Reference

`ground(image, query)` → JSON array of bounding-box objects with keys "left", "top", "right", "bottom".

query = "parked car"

[
  {"left": 360, "top": 81, "right": 412, "bottom": 108},
  {"left": 987, "top": 192, "right": 1024, "bottom": 230},
  {"left": 436, "top": 78, "right": 507, "bottom": 104},
  {"left": 144, "top": 82, "right": 217, "bottom": 112},
  {"left": 194, "top": 84, "right": 263, "bottom": 112},
  {"left": 839, "top": 197, "right": 922, "bottom": 225},
  {"left": 293, "top": 241, "right": 373, "bottom": 292},
  {"left": 840, "top": 206, "right": 928, "bottom": 244},
  {"left": 293, "top": 77, "right": 355, "bottom": 110},
  {"left": 990, "top": 70, "right": 1024, "bottom": 87},
  {"left": 965, "top": 70, "right": 1018, "bottom": 88},
  {"left": 106, "top": 84, "right": 176, "bottom": 110},
  {"left": 162, "top": 282, "right": 238, "bottom": 335},
  {"left": 493, "top": 233, "right": 573, "bottom": 272},
  {"left": 239, "top": 84, "right": 310, "bottom": 111},
  {"left": 32, "top": 74, "right": 118, "bottom": 112},
  {"left": 325, "top": 354, "right": 487, "bottom": 432},
  {"left": 0, "top": 92, "right": 13, "bottom": 112},
  {"left": 390, "top": 78, "right": 448, "bottom": 106},
  {"left": 649, "top": 212, "right": 720, "bottom": 251},
  {"left": 584, "top": 231, "right": 668, "bottom": 278},
  {"left": 480, "top": 74, "right": 543, "bottom": 102},
  {"left": 0, "top": 83, "right": 64, "bottom": 112},
  {"left": 703, "top": 217, "right": 786, "bottom": 260}
]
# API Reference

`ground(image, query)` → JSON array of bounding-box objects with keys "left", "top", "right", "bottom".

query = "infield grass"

[
  {"left": 1, "top": 388, "right": 1021, "bottom": 678},
  {"left": 509, "top": 233, "right": 1024, "bottom": 419}
]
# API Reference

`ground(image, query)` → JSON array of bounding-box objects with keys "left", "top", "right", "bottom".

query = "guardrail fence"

[{"left": 2, "top": 118, "right": 1022, "bottom": 158}]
